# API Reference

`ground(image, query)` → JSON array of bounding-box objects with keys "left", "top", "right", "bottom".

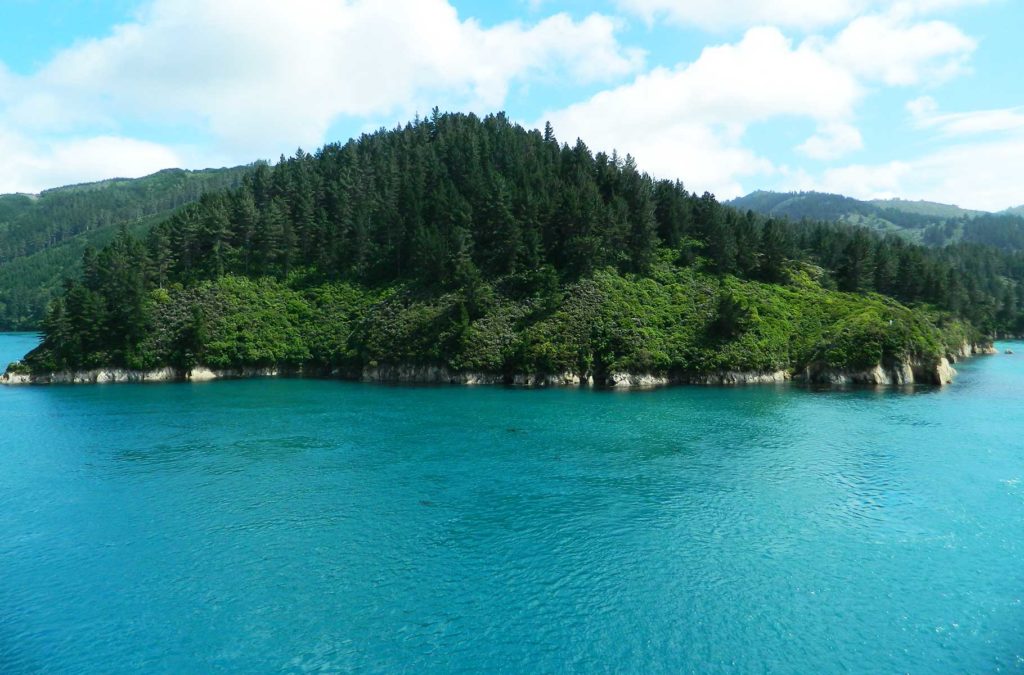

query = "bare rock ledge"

[{"left": 2, "top": 343, "right": 998, "bottom": 388}]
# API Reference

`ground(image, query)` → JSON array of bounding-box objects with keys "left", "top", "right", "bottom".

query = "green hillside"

[
  {"left": 730, "top": 190, "right": 1024, "bottom": 250},
  {"left": 0, "top": 166, "right": 251, "bottom": 329},
  {"left": 18, "top": 112, "right": 1021, "bottom": 383},
  {"left": 868, "top": 198, "right": 984, "bottom": 219},
  {"left": 728, "top": 191, "right": 934, "bottom": 240}
]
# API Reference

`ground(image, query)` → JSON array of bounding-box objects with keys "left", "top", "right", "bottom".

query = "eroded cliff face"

[
  {"left": 948, "top": 340, "right": 999, "bottom": 361},
  {"left": 359, "top": 365, "right": 508, "bottom": 386},
  {"left": 679, "top": 370, "right": 791, "bottom": 386},
  {"left": 799, "top": 357, "right": 956, "bottom": 386},
  {"left": 0, "top": 365, "right": 289, "bottom": 385},
  {"left": 602, "top": 370, "right": 792, "bottom": 388},
  {"left": 797, "top": 339, "right": 1001, "bottom": 388},
  {"left": 1, "top": 367, "right": 179, "bottom": 385},
  {"left": 2, "top": 341, "right": 998, "bottom": 388},
  {"left": 359, "top": 367, "right": 792, "bottom": 389}
]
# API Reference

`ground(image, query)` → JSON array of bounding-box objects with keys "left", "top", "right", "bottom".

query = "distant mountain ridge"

[
  {"left": 728, "top": 190, "right": 1024, "bottom": 250},
  {"left": 867, "top": 198, "right": 985, "bottom": 219}
]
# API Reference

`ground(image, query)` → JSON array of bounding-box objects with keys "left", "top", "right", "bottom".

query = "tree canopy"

[{"left": 21, "top": 112, "right": 1019, "bottom": 378}]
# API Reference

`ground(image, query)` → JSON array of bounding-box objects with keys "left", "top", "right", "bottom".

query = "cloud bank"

[
  {"left": 0, "top": 0, "right": 641, "bottom": 192},
  {"left": 0, "top": 0, "right": 1019, "bottom": 210},
  {"left": 540, "top": 8, "right": 978, "bottom": 199}
]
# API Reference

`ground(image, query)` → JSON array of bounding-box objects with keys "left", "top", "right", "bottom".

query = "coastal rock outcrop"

[
  {"left": 799, "top": 356, "right": 956, "bottom": 386},
  {"left": 947, "top": 340, "right": 998, "bottom": 362},
  {"left": 2, "top": 344, "right": 992, "bottom": 389},
  {"left": 604, "top": 372, "right": 670, "bottom": 388},
  {"left": 359, "top": 366, "right": 793, "bottom": 389},
  {"left": 188, "top": 366, "right": 285, "bottom": 381},
  {"left": 1, "top": 367, "right": 179, "bottom": 385},
  {"left": 360, "top": 364, "right": 507, "bottom": 385},
  {"left": 0, "top": 364, "right": 293, "bottom": 385},
  {"left": 680, "top": 370, "right": 791, "bottom": 386},
  {"left": 511, "top": 372, "right": 588, "bottom": 387}
]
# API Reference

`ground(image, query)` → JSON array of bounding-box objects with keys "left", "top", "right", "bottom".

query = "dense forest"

[
  {"left": 0, "top": 167, "right": 250, "bottom": 330},
  {"left": 16, "top": 112, "right": 1020, "bottom": 382}
]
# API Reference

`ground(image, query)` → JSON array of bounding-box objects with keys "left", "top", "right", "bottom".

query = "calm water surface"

[{"left": 1, "top": 333, "right": 1022, "bottom": 672}]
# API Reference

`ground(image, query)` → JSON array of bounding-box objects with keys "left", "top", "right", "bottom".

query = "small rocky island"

[{"left": 3, "top": 114, "right": 1004, "bottom": 389}]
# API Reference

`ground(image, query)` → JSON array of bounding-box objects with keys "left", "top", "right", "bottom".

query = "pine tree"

[
  {"left": 734, "top": 210, "right": 760, "bottom": 277},
  {"left": 707, "top": 209, "right": 737, "bottom": 275},
  {"left": 837, "top": 230, "right": 875, "bottom": 292}
]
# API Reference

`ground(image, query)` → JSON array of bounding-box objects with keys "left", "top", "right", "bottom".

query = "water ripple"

[{"left": 1, "top": 339, "right": 1023, "bottom": 672}]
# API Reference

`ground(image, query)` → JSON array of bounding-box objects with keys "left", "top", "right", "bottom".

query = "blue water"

[{"left": 1, "top": 333, "right": 1023, "bottom": 673}]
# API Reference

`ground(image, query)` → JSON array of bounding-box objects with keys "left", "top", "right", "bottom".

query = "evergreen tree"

[
  {"left": 837, "top": 230, "right": 875, "bottom": 292},
  {"left": 760, "top": 218, "right": 790, "bottom": 283},
  {"left": 707, "top": 209, "right": 737, "bottom": 274}
]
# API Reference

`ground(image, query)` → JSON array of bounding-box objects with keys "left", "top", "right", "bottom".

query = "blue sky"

[{"left": 1, "top": 0, "right": 1022, "bottom": 210}]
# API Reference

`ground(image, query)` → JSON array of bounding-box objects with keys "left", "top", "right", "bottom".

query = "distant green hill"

[
  {"left": 0, "top": 167, "right": 251, "bottom": 330},
  {"left": 868, "top": 198, "right": 984, "bottom": 219},
  {"left": 727, "top": 191, "right": 936, "bottom": 240},
  {"left": 729, "top": 190, "right": 1024, "bottom": 250}
]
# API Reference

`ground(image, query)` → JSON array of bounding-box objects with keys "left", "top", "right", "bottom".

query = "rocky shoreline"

[{"left": 2, "top": 341, "right": 998, "bottom": 389}]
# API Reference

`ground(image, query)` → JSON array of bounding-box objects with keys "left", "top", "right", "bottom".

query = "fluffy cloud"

[
  {"left": 0, "top": 130, "right": 184, "bottom": 194},
  {"left": 821, "top": 14, "right": 975, "bottom": 85},
  {"left": 789, "top": 98, "right": 1024, "bottom": 209},
  {"left": 0, "top": 0, "right": 1003, "bottom": 207},
  {"left": 797, "top": 122, "right": 864, "bottom": 160},
  {"left": 540, "top": 6, "right": 977, "bottom": 198},
  {"left": 541, "top": 27, "right": 863, "bottom": 195},
  {"left": 41, "top": 0, "right": 641, "bottom": 151},
  {"left": 808, "top": 133, "right": 1024, "bottom": 211},
  {"left": 0, "top": 0, "right": 641, "bottom": 192},
  {"left": 615, "top": 0, "right": 989, "bottom": 31}
]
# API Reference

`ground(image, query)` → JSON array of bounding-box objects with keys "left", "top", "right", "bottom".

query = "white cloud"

[
  {"left": 808, "top": 98, "right": 1024, "bottom": 209},
  {"left": 616, "top": 0, "right": 869, "bottom": 31},
  {"left": 0, "top": 130, "right": 184, "bottom": 194},
  {"left": 798, "top": 122, "right": 864, "bottom": 159},
  {"left": 809, "top": 161, "right": 914, "bottom": 200},
  {"left": 540, "top": 26, "right": 864, "bottom": 197},
  {"left": 822, "top": 14, "right": 975, "bottom": 85},
  {"left": 797, "top": 99, "right": 1024, "bottom": 210},
  {"left": 907, "top": 95, "right": 940, "bottom": 119},
  {"left": 540, "top": 4, "right": 982, "bottom": 198},
  {"left": 0, "top": 0, "right": 641, "bottom": 192},
  {"left": 615, "top": 0, "right": 990, "bottom": 31},
  {"left": 908, "top": 96, "right": 1024, "bottom": 136},
  {"left": 0, "top": 0, "right": 1005, "bottom": 208},
  {"left": 808, "top": 132, "right": 1024, "bottom": 211},
  {"left": 33, "top": 0, "right": 641, "bottom": 153}
]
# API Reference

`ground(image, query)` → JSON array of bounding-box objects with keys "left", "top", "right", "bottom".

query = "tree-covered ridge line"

[
  {"left": 0, "top": 166, "right": 251, "bottom": 330},
  {"left": 16, "top": 111, "right": 1016, "bottom": 381},
  {"left": 730, "top": 189, "right": 1024, "bottom": 252}
]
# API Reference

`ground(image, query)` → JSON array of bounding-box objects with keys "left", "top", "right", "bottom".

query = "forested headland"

[{"left": 11, "top": 111, "right": 1019, "bottom": 385}]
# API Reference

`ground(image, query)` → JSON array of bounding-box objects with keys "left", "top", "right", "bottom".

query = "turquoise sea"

[{"left": 1, "top": 333, "right": 1022, "bottom": 672}]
